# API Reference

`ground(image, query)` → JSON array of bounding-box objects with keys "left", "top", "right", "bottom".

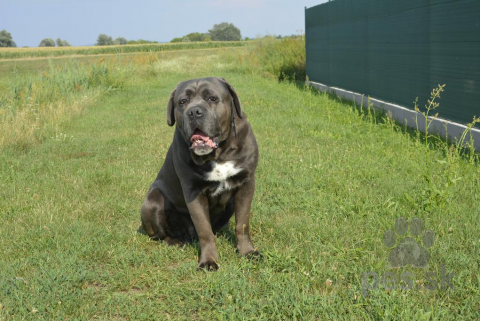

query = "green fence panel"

[{"left": 306, "top": 0, "right": 480, "bottom": 127}]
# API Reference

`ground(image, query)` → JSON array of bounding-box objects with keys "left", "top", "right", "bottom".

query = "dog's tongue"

[{"left": 190, "top": 129, "right": 218, "bottom": 149}]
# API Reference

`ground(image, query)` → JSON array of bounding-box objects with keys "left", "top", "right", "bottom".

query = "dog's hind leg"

[{"left": 141, "top": 187, "right": 168, "bottom": 241}]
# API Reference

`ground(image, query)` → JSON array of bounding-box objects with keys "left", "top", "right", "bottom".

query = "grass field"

[
  {"left": 0, "top": 47, "right": 479, "bottom": 320},
  {"left": 0, "top": 41, "right": 247, "bottom": 60}
]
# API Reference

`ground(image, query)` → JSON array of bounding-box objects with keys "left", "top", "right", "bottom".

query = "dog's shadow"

[
  {"left": 215, "top": 225, "right": 237, "bottom": 246},
  {"left": 137, "top": 226, "right": 148, "bottom": 236}
]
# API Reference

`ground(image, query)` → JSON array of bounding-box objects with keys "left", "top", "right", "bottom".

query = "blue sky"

[{"left": 3, "top": 0, "right": 328, "bottom": 47}]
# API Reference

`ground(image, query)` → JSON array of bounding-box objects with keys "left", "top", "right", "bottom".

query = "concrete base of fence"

[{"left": 307, "top": 81, "right": 480, "bottom": 152}]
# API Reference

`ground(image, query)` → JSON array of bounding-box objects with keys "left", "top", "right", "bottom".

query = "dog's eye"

[
  {"left": 208, "top": 96, "right": 218, "bottom": 102},
  {"left": 179, "top": 99, "right": 188, "bottom": 105}
]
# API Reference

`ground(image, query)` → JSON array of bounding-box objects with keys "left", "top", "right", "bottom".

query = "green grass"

[
  {"left": 0, "top": 41, "right": 247, "bottom": 60},
  {"left": 0, "top": 58, "right": 132, "bottom": 149},
  {"left": 0, "top": 48, "right": 479, "bottom": 320},
  {"left": 247, "top": 36, "right": 306, "bottom": 81}
]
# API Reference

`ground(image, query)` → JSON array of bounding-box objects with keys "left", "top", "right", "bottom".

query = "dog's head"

[{"left": 166, "top": 77, "right": 242, "bottom": 156}]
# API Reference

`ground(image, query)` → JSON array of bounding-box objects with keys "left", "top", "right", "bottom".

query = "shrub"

[{"left": 170, "top": 33, "right": 211, "bottom": 43}]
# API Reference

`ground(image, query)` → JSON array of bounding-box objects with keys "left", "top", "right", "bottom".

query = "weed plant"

[{"left": 408, "top": 84, "right": 480, "bottom": 213}]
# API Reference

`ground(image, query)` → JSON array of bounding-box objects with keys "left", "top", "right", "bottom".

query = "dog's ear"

[
  {"left": 217, "top": 77, "right": 243, "bottom": 119},
  {"left": 166, "top": 89, "right": 176, "bottom": 126}
]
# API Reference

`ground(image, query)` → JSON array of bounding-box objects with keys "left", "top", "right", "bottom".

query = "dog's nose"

[{"left": 187, "top": 107, "right": 204, "bottom": 119}]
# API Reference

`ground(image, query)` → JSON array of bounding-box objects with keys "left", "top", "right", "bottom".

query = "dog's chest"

[{"left": 204, "top": 161, "right": 242, "bottom": 196}]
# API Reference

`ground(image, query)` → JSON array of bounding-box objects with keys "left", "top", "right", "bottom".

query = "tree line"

[
  {"left": 170, "top": 22, "right": 241, "bottom": 42},
  {"left": 0, "top": 30, "right": 71, "bottom": 48},
  {"left": 95, "top": 34, "right": 159, "bottom": 46},
  {"left": 39, "top": 38, "right": 71, "bottom": 47},
  {"left": 0, "top": 22, "right": 243, "bottom": 48},
  {"left": 0, "top": 30, "right": 156, "bottom": 48}
]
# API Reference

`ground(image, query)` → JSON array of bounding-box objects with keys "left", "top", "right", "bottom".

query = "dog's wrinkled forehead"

[{"left": 175, "top": 77, "right": 228, "bottom": 101}]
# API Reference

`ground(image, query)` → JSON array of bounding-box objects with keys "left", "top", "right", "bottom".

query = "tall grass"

[
  {"left": 0, "top": 41, "right": 247, "bottom": 60},
  {"left": 244, "top": 36, "right": 306, "bottom": 81},
  {"left": 0, "top": 60, "right": 131, "bottom": 149}
]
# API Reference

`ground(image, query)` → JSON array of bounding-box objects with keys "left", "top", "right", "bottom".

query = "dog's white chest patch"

[
  {"left": 205, "top": 161, "right": 242, "bottom": 182},
  {"left": 205, "top": 161, "right": 242, "bottom": 196}
]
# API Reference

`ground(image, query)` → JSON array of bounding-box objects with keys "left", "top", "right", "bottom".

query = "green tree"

[
  {"left": 96, "top": 34, "right": 113, "bottom": 46},
  {"left": 39, "top": 38, "right": 55, "bottom": 47},
  {"left": 114, "top": 37, "right": 127, "bottom": 45},
  {"left": 0, "top": 30, "right": 17, "bottom": 47},
  {"left": 208, "top": 22, "right": 241, "bottom": 41},
  {"left": 56, "top": 38, "right": 71, "bottom": 47}
]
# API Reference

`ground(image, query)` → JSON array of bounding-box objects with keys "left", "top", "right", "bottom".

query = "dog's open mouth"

[{"left": 190, "top": 129, "right": 218, "bottom": 154}]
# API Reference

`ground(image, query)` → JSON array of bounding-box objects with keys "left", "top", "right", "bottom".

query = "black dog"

[{"left": 141, "top": 77, "right": 259, "bottom": 270}]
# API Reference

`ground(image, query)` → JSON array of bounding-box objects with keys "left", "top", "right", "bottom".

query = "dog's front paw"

[
  {"left": 198, "top": 244, "right": 219, "bottom": 271},
  {"left": 245, "top": 250, "right": 262, "bottom": 260},
  {"left": 237, "top": 248, "right": 262, "bottom": 261},
  {"left": 198, "top": 259, "right": 219, "bottom": 271},
  {"left": 236, "top": 242, "right": 258, "bottom": 257}
]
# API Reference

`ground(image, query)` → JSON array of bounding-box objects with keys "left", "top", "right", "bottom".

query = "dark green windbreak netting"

[{"left": 306, "top": 0, "right": 480, "bottom": 127}]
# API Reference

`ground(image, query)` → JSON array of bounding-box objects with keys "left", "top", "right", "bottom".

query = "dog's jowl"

[{"left": 141, "top": 77, "right": 259, "bottom": 270}]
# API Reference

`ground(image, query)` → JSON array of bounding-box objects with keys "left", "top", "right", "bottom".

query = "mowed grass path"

[{"left": 1, "top": 50, "right": 479, "bottom": 319}]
